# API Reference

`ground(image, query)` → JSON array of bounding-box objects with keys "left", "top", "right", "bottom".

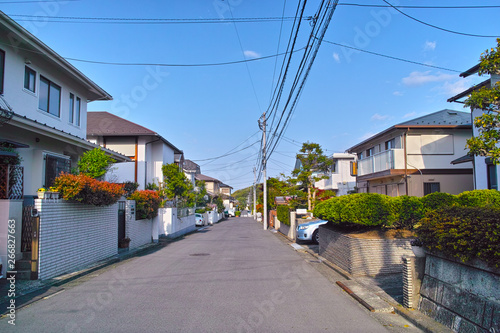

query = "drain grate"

[{"left": 189, "top": 253, "right": 210, "bottom": 257}]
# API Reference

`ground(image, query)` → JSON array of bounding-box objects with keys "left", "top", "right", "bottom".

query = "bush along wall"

[
  {"left": 54, "top": 174, "right": 123, "bottom": 206},
  {"left": 417, "top": 206, "right": 500, "bottom": 268},
  {"left": 128, "top": 190, "right": 162, "bottom": 220},
  {"left": 277, "top": 205, "right": 290, "bottom": 226}
]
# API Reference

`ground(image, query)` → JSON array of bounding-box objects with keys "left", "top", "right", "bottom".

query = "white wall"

[
  {"left": 156, "top": 208, "right": 196, "bottom": 238},
  {"left": 35, "top": 200, "right": 118, "bottom": 280}
]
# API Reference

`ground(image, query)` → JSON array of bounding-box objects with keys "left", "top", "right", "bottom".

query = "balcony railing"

[{"left": 357, "top": 149, "right": 404, "bottom": 176}]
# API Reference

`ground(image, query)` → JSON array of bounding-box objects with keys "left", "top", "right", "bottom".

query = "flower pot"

[
  {"left": 411, "top": 245, "right": 426, "bottom": 258},
  {"left": 119, "top": 239, "right": 131, "bottom": 248},
  {"left": 37, "top": 191, "right": 46, "bottom": 199}
]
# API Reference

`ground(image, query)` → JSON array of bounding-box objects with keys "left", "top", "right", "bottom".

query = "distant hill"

[{"left": 232, "top": 184, "right": 261, "bottom": 208}]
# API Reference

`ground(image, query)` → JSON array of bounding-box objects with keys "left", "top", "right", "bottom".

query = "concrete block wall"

[
  {"left": 126, "top": 217, "right": 152, "bottom": 250},
  {"left": 157, "top": 208, "right": 196, "bottom": 239},
  {"left": 35, "top": 200, "right": 118, "bottom": 280},
  {"left": 319, "top": 226, "right": 414, "bottom": 276},
  {"left": 419, "top": 253, "right": 500, "bottom": 332}
]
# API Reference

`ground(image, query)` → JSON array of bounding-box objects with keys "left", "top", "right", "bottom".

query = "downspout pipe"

[{"left": 404, "top": 129, "right": 409, "bottom": 196}]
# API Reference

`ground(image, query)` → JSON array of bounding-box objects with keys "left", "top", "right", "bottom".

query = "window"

[
  {"left": 24, "top": 66, "right": 36, "bottom": 92},
  {"left": 424, "top": 182, "right": 440, "bottom": 196},
  {"left": 69, "top": 94, "right": 81, "bottom": 126},
  {"left": 366, "top": 147, "right": 374, "bottom": 157},
  {"left": 75, "top": 97, "right": 81, "bottom": 126},
  {"left": 69, "top": 93, "right": 74, "bottom": 123},
  {"left": 385, "top": 138, "right": 395, "bottom": 150},
  {"left": 39, "top": 76, "right": 61, "bottom": 117},
  {"left": 358, "top": 152, "right": 363, "bottom": 160},
  {"left": 486, "top": 159, "right": 498, "bottom": 190},
  {"left": 44, "top": 153, "right": 71, "bottom": 187},
  {"left": 0, "top": 49, "right": 5, "bottom": 94},
  {"left": 331, "top": 161, "right": 337, "bottom": 173}
]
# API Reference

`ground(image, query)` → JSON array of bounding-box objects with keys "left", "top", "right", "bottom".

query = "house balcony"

[
  {"left": 357, "top": 149, "right": 405, "bottom": 177},
  {"left": 315, "top": 177, "right": 334, "bottom": 190}
]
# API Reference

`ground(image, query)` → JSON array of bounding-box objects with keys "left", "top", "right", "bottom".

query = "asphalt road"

[{"left": 1, "top": 217, "right": 394, "bottom": 332}]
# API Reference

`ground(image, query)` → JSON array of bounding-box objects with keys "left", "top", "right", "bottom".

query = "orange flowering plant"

[
  {"left": 128, "top": 190, "right": 162, "bottom": 220},
  {"left": 54, "top": 173, "right": 123, "bottom": 206}
]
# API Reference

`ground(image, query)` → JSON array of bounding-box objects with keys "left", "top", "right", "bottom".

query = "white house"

[
  {"left": 183, "top": 159, "right": 200, "bottom": 186},
  {"left": 87, "top": 111, "right": 183, "bottom": 189},
  {"left": 314, "top": 153, "right": 357, "bottom": 196},
  {"left": 346, "top": 109, "right": 474, "bottom": 197},
  {"left": 0, "top": 11, "right": 128, "bottom": 279},
  {"left": 447, "top": 64, "right": 499, "bottom": 191}
]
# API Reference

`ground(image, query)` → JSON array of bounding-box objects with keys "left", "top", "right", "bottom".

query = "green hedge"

[
  {"left": 456, "top": 189, "right": 500, "bottom": 207},
  {"left": 390, "top": 196, "right": 424, "bottom": 229},
  {"left": 420, "top": 192, "right": 456, "bottom": 212},
  {"left": 417, "top": 206, "right": 500, "bottom": 267},
  {"left": 277, "top": 205, "right": 290, "bottom": 226}
]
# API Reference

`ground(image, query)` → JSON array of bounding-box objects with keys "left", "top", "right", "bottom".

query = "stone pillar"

[
  {"left": 289, "top": 212, "right": 297, "bottom": 241},
  {"left": 402, "top": 255, "right": 426, "bottom": 308}
]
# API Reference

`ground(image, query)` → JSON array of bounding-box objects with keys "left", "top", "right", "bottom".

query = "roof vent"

[{"left": 448, "top": 111, "right": 458, "bottom": 115}]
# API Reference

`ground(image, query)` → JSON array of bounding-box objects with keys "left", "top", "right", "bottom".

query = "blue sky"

[{"left": 3, "top": 0, "right": 499, "bottom": 190}]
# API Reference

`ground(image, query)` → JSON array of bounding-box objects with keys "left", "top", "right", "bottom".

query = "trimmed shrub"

[
  {"left": 277, "top": 205, "right": 290, "bottom": 226},
  {"left": 456, "top": 189, "right": 500, "bottom": 208},
  {"left": 235, "top": 211, "right": 241, "bottom": 217},
  {"left": 54, "top": 174, "right": 123, "bottom": 206},
  {"left": 421, "top": 192, "right": 456, "bottom": 212},
  {"left": 313, "top": 196, "right": 350, "bottom": 224},
  {"left": 390, "top": 196, "right": 424, "bottom": 229},
  {"left": 340, "top": 193, "right": 392, "bottom": 227},
  {"left": 417, "top": 206, "right": 500, "bottom": 267},
  {"left": 122, "top": 181, "right": 139, "bottom": 198},
  {"left": 128, "top": 190, "right": 162, "bottom": 220},
  {"left": 195, "top": 208, "right": 206, "bottom": 214}
]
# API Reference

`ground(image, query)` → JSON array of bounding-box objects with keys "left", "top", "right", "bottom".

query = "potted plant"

[
  {"left": 118, "top": 237, "right": 131, "bottom": 248},
  {"left": 49, "top": 186, "right": 60, "bottom": 199},
  {"left": 37, "top": 188, "right": 46, "bottom": 199},
  {"left": 410, "top": 238, "right": 425, "bottom": 257}
]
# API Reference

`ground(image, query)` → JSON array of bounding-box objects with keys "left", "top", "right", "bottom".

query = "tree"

[
  {"left": 193, "top": 180, "right": 208, "bottom": 207},
  {"left": 77, "top": 148, "right": 115, "bottom": 180},
  {"left": 465, "top": 38, "right": 500, "bottom": 164},
  {"left": 161, "top": 163, "right": 193, "bottom": 200},
  {"left": 292, "top": 142, "right": 332, "bottom": 211}
]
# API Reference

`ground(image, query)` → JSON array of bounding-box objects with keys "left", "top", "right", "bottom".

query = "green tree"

[
  {"left": 161, "top": 163, "right": 193, "bottom": 200},
  {"left": 214, "top": 195, "right": 225, "bottom": 213},
  {"left": 194, "top": 180, "right": 208, "bottom": 207},
  {"left": 77, "top": 148, "right": 115, "bottom": 180},
  {"left": 291, "top": 142, "right": 333, "bottom": 210},
  {"left": 465, "top": 38, "right": 500, "bottom": 164}
]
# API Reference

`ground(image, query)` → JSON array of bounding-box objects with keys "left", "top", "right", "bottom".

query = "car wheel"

[{"left": 312, "top": 229, "right": 319, "bottom": 244}]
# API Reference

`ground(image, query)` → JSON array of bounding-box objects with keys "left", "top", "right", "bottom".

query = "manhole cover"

[{"left": 189, "top": 253, "right": 210, "bottom": 257}]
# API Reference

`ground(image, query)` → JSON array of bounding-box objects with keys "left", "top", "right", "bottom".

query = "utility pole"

[
  {"left": 258, "top": 112, "right": 268, "bottom": 230},
  {"left": 253, "top": 167, "right": 257, "bottom": 220}
]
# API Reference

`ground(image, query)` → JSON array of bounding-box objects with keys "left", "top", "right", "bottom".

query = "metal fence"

[{"left": 0, "top": 164, "right": 23, "bottom": 199}]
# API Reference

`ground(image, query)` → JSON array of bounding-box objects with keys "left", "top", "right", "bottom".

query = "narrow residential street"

[{"left": 1, "top": 218, "right": 414, "bottom": 332}]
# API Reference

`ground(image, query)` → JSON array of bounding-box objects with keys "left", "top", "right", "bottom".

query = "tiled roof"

[
  {"left": 183, "top": 159, "right": 200, "bottom": 171},
  {"left": 397, "top": 109, "right": 470, "bottom": 127},
  {"left": 87, "top": 112, "right": 155, "bottom": 136},
  {"left": 195, "top": 174, "right": 221, "bottom": 183}
]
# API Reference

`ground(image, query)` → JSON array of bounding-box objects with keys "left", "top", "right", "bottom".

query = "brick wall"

[
  {"left": 35, "top": 200, "right": 118, "bottom": 280},
  {"left": 319, "top": 226, "right": 413, "bottom": 276},
  {"left": 126, "top": 217, "right": 152, "bottom": 250}
]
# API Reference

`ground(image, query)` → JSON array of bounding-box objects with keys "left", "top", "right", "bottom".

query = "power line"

[
  {"left": 337, "top": 3, "right": 500, "bottom": 9},
  {"left": 8, "top": 14, "right": 311, "bottom": 24},
  {"left": 322, "top": 39, "right": 462, "bottom": 73},
  {"left": 192, "top": 140, "right": 260, "bottom": 162},
  {"left": 381, "top": 0, "right": 498, "bottom": 38},
  {"left": 0, "top": 40, "right": 306, "bottom": 67}
]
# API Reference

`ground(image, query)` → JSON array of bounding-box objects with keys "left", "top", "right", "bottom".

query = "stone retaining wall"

[
  {"left": 318, "top": 226, "right": 413, "bottom": 276},
  {"left": 419, "top": 253, "right": 500, "bottom": 332}
]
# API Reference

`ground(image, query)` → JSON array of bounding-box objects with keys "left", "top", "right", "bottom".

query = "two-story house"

[
  {"left": 346, "top": 109, "right": 474, "bottom": 197},
  {"left": 447, "top": 65, "right": 499, "bottom": 190},
  {"left": 183, "top": 159, "right": 200, "bottom": 186},
  {"left": 87, "top": 111, "right": 183, "bottom": 190},
  {"left": 195, "top": 174, "right": 222, "bottom": 196},
  {"left": 313, "top": 153, "right": 357, "bottom": 196},
  {"left": 0, "top": 11, "right": 128, "bottom": 196}
]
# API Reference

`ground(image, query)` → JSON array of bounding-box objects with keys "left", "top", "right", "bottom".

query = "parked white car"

[
  {"left": 296, "top": 219, "right": 328, "bottom": 244},
  {"left": 195, "top": 213, "right": 205, "bottom": 226}
]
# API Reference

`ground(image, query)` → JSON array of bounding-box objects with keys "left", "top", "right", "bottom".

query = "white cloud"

[
  {"left": 243, "top": 50, "right": 260, "bottom": 58},
  {"left": 403, "top": 112, "right": 417, "bottom": 119},
  {"left": 424, "top": 41, "right": 436, "bottom": 51},
  {"left": 393, "top": 91, "right": 403, "bottom": 96},
  {"left": 333, "top": 52, "right": 341, "bottom": 63},
  {"left": 371, "top": 113, "right": 389, "bottom": 121},
  {"left": 402, "top": 71, "right": 457, "bottom": 86},
  {"left": 435, "top": 78, "right": 472, "bottom": 96}
]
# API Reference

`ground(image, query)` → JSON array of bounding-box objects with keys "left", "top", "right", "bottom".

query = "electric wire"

[
  {"left": 336, "top": 3, "right": 500, "bottom": 9},
  {"left": 381, "top": 0, "right": 498, "bottom": 38}
]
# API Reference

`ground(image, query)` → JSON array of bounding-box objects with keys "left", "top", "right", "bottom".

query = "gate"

[
  {"left": 21, "top": 196, "right": 40, "bottom": 279},
  {"left": 118, "top": 201, "right": 126, "bottom": 245}
]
